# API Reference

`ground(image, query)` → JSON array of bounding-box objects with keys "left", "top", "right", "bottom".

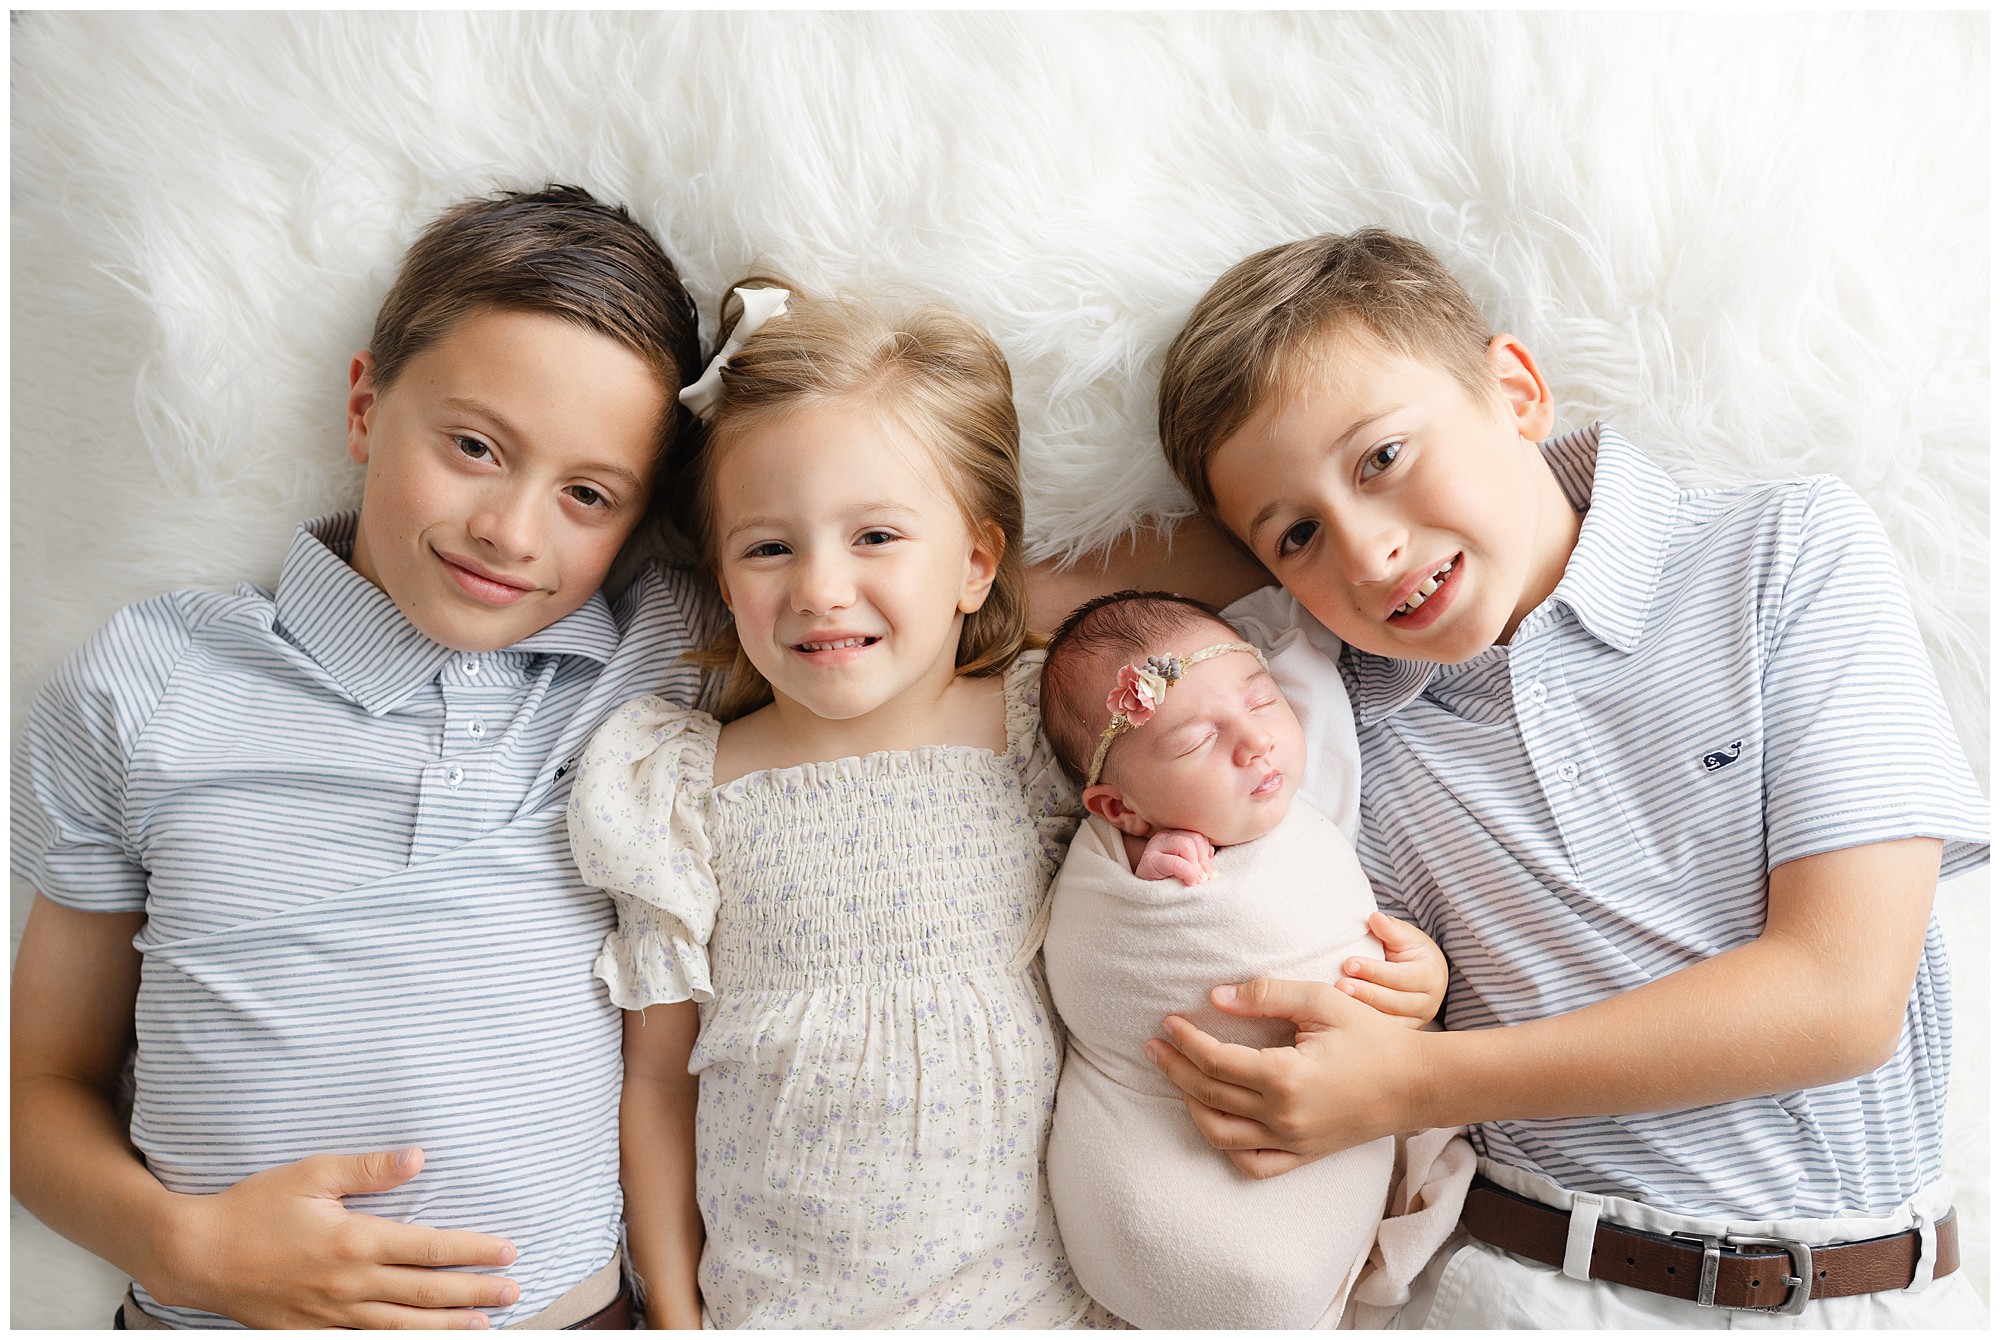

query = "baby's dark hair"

[
  {"left": 1040, "top": 589, "right": 1243, "bottom": 786},
  {"left": 368, "top": 184, "right": 703, "bottom": 475}
]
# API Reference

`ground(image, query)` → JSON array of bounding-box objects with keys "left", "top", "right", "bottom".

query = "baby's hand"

[
  {"left": 1134, "top": 828, "right": 1217, "bottom": 885},
  {"left": 1339, "top": 911, "right": 1448, "bottom": 1028}
]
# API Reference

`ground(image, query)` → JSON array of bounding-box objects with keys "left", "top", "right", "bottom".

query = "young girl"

[{"left": 567, "top": 282, "right": 1109, "bottom": 1327}]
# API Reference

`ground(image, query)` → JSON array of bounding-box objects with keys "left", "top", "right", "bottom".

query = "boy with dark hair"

[
  {"left": 13, "top": 185, "right": 711, "bottom": 1329},
  {"left": 1144, "top": 228, "right": 1988, "bottom": 1326}
]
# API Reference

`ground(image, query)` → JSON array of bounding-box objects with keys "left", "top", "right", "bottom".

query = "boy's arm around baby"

[
  {"left": 1147, "top": 835, "right": 1942, "bottom": 1176},
  {"left": 1152, "top": 467, "right": 1979, "bottom": 1174},
  {"left": 11, "top": 894, "right": 524, "bottom": 1327}
]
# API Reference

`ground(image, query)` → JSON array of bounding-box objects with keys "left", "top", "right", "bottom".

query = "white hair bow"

[{"left": 677, "top": 286, "right": 791, "bottom": 418}]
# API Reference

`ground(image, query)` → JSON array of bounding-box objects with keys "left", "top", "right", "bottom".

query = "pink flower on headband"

[{"left": 1107, "top": 664, "right": 1165, "bottom": 725}]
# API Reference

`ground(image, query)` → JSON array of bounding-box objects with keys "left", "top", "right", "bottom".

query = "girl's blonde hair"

[{"left": 671, "top": 280, "right": 1034, "bottom": 722}]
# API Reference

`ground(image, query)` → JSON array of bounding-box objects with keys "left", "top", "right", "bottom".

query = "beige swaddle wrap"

[{"left": 1042, "top": 804, "right": 1470, "bottom": 1328}]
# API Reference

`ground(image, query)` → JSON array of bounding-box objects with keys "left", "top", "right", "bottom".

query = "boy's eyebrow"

[{"left": 441, "top": 396, "right": 644, "bottom": 492}]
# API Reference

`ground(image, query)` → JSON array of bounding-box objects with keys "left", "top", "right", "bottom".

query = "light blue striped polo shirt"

[
  {"left": 12, "top": 513, "right": 713, "bottom": 1327},
  {"left": 1333, "top": 423, "right": 1988, "bottom": 1219}
]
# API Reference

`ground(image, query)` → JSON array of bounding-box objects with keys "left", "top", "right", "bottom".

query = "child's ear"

[
  {"left": 957, "top": 520, "right": 1004, "bottom": 615},
  {"left": 1485, "top": 334, "right": 1555, "bottom": 444},
  {"left": 1082, "top": 783, "right": 1152, "bottom": 837},
  {"left": 345, "top": 352, "right": 379, "bottom": 466}
]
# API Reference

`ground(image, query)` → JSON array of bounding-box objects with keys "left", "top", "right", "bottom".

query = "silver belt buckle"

[
  {"left": 1725, "top": 1233, "right": 1814, "bottom": 1315},
  {"left": 1674, "top": 1232, "right": 1813, "bottom": 1315}
]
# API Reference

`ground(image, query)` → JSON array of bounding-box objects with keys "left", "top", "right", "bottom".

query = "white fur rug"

[{"left": 10, "top": 11, "right": 1988, "bottom": 1326}]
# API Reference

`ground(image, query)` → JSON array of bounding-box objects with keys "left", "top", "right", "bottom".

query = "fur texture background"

[{"left": 9, "top": 10, "right": 1987, "bottom": 1325}]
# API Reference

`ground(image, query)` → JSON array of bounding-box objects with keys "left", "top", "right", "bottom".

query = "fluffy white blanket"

[{"left": 10, "top": 11, "right": 1987, "bottom": 1326}]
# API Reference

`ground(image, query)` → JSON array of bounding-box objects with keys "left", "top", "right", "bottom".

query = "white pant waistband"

[{"left": 1477, "top": 1158, "right": 1953, "bottom": 1247}]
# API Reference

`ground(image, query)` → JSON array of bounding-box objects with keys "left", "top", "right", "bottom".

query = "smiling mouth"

[
  {"left": 1390, "top": 556, "right": 1459, "bottom": 619},
  {"left": 437, "top": 551, "right": 537, "bottom": 606},
  {"left": 793, "top": 636, "right": 880, "bottom": 653}
]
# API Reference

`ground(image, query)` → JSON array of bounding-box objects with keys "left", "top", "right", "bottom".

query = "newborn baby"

[{"left": 1034, "top": 591, "right": 1470, "bottom": 1329}]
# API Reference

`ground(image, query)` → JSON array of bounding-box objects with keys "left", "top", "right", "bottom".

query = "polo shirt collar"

[
  {"left": 1343, "top": 422, "right": 1678, "bottom": 725},
  {"left": 1543, "top": 422, "right": 1678, "bottom": 656},
  {"left": 273, "top": 513, "right": 621, "bottom": 716}
]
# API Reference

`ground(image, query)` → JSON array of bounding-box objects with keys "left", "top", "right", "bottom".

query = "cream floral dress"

[{"left": 569, "top": 652, "right": 1112, "bottom": 1328}]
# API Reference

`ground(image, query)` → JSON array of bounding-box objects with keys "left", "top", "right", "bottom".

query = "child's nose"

[
  {"left": 1331, "top": 517, "right": 1403, "bottom": 585},
  {"left": 468, "top": 489, "right": 541, "bottom": 561},
  {"left": 791, "top": 552, "right": 855, "bottom": 614},
  {"left": 1234, "top": 724, "right": 1275, "bottom": 766}
]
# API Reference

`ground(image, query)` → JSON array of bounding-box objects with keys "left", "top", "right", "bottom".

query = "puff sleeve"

[{"left": 567, "top": 695, "right": 723, "bottom": 1009}]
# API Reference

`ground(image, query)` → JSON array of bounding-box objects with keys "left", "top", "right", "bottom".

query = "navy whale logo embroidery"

[{"left": 1701, "top": 740, "right": 1745, "bottom": 772}]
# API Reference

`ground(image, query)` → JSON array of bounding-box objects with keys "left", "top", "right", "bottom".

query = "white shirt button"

[
  {"left": 462, "top": 657, "right": 480, "bottom": 675},
  {"left": 1557, "top": 760, "right": 1579, "bottom": 783},
  {"left": 1527, "top": 681, "right": 1549, "bottom": 705},
  {"left": 446, "top": 765, "right": 465, "bottom": 788},
  {"left": 467, "top": 720, "right": 486, "bottom": 739}
]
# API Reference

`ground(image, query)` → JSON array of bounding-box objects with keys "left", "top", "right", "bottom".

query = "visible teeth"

[
  {"left": 1395, "top": 560, "right": 1455, "bottom": 616},
  {"left": 800, "top": 637, "right": 870, "bottom": 652}
]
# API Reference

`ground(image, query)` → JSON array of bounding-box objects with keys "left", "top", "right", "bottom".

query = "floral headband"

[
  {"left": 1083, "top": 641, "right": 1266, "bottom": 787},
  {"left": 677, "top": 285, "right": 791, "bottom": 419}
]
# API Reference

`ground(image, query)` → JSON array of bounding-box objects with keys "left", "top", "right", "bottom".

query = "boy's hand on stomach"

[
  {"left": 1143, "top": 977, "right": 1422, "bottom": 1177},
  {"left": 1134, "top": 828, "right": 1217, "bottom": 885},
  {"left": 1338, "top": 911, "right": 1448, "bottom": 1028},
  {"left": 157, "top": 1147, "right": 520, "bottom": 1329}
]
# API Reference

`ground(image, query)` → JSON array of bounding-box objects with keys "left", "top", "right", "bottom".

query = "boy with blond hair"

[
  {"left": 13, "top": 185, "right": 711, "bottom": 1329},
  {"left": 1144, "top": 228, "right": 1987, "bottom": 1327}
]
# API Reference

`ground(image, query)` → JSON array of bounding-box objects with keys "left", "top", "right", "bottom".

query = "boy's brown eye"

[
  {"left": 1363, "top": 440, "right": 1403, "bottom": 477},
  {"left": 454, "top": 436, "right": 491, "bottom": 460},
  {"left": 569, "top": 485, "right": 605, "bottom": 508},
  {"left": 1277, "top": 519, "right": 1318, "bottom": 558}
]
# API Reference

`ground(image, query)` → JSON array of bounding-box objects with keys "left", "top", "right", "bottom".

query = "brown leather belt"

[
  {"left": 567, "top": 1278, "right": 634, "bottom": 1330},
  {"left": 1462, "top": 1176, "right": 1958, "bottom": 1315}
]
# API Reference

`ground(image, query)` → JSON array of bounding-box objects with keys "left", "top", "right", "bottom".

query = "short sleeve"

[
  {"left": 1223, "top": 587, "right": 1363, "bottom": 840},
  {"left": 567, "top": 696, "right": 724, "bottom": 1008},
  {"left": 11, "top": 597, "right": 192, "bottom": 913},
  {"left": 1004, "top": 649, "right": 1082, "bottom": 885},
  {"left": 1760, "top": 480, "right": 1989, "bottom": 878}
]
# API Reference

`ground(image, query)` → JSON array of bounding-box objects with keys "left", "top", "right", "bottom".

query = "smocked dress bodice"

[{"left": 569, "top": 652, "right": 1110, "bottom": 1328}]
